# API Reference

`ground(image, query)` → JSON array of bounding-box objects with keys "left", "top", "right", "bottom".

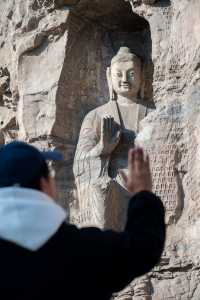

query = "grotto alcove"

[{"left": 51, "top": 0, "right": 153, "bottom": 212}]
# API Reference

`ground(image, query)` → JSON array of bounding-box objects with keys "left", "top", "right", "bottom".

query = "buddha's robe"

[{"left": 73, "top": 100, "right": 147, "bottom": 230}]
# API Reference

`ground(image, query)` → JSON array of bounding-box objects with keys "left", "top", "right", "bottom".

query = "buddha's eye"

[
  {"left": 115, "top": 72, "right": 122, "bottom": 77},
  {"left": 129, "top": 71, "right": 135, "bottom": 77}
]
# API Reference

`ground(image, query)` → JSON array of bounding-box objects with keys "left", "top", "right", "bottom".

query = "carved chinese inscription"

[{"left": 137, "top": 101, "right": 184, "bottom": 224}]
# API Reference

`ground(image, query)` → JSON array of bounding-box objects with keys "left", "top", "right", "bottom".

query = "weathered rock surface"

[{"left": 0, "top": 0, "right": 200, "bottom": 298}]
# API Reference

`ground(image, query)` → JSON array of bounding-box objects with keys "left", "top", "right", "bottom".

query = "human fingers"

[
  {"left": 134, "top": 147, "right": 144, "bottom": 171},
  {"left": 127, "top": 148, "right": 135, "bottom": 177},
  {"left": 144, "top": 153, "right": 150, "bottom": 171},
  {"left": 144, "top": 154, "right": 152, "bottom": 190},
  {"left": 144, "top": 153, "right": 152, "bottom": 178}
]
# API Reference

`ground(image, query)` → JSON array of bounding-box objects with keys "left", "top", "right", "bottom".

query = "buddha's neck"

[{"left": 117, "top": 95, "right": 137, "bottom": 106}]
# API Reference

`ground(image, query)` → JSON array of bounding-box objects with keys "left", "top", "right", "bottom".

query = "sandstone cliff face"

[
  {"left": 0, "top": 0, "right": 200, "bottom": 298},
  {"left": 133, "top": 1, "right": 200, "bottom": 299}
]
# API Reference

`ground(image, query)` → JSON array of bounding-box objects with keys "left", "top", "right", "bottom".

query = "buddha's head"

[{"left": 107, "top": 47, "right": 142, "bottom": 101}]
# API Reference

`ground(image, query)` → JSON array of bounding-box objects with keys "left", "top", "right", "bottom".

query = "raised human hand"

[
  {"left": 120, "top": 147, "right": 152, "bottom": 194},
  {"left": 99, "top": 116, "right": 121, "bottom": 155}
]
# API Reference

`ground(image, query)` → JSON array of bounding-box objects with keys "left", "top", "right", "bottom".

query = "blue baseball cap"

[{"left": 0, "top": 141, "right": 63, "bottom": 187}]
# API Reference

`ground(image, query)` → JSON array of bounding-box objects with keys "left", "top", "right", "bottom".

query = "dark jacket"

[{"left": 0, "top": 189, "right": 165, "bottom": 300}]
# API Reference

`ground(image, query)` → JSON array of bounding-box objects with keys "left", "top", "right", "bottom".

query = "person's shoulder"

[
  {"left": 43, "top": 223, "right": 79, "bottom": 247},
  {"left": 41, "top": 222, "right": 83, "bottom": 257},
  {"left": 55, "top": 222, "right": 79, "bottom": 238}
]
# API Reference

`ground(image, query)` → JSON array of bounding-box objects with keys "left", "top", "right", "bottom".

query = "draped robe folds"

[{"left": 73, "top": 101, "right": 147, "bottom": 231}]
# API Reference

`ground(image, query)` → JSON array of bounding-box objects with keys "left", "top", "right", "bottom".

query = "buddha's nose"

[{"left": 122, "top": 72, "right": 128, "bottom": 82}]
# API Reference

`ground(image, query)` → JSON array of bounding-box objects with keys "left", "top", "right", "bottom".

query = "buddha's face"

[{"left": 111, "top": 60, "right": 141, "bottom": 99}]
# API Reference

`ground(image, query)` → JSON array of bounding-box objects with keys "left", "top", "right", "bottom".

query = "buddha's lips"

[{"left": 120, "top": 84, "right": 130, "bottom": 87}]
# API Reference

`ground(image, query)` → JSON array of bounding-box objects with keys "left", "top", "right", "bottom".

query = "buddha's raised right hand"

[{"left": 99, "top": 116, "right": 121, "bottom": 156}]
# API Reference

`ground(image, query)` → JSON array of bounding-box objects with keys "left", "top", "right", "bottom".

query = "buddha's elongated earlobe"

[{"left": 106, "top": 67, "right": 117, "bottom": 101}]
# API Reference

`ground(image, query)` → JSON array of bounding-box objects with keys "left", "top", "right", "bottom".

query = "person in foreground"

[{"left": 0, "top": 141, "right": 165, "bottom": 299}]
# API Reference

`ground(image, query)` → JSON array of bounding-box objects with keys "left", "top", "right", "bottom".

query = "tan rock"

[{"left": 0, "top": 0, "right": 200, "bottom": 298}]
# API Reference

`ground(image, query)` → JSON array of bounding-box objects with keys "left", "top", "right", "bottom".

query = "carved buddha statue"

[{"left": 73, "top": 47, "right": 148, "bottom": 230}]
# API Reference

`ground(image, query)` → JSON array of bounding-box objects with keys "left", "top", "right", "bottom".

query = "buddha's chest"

[
  {"left": 117, "top": 104, "right": 139, "bottom": 131},
  {"left": 98, "top": 102, "right": 142, "bottom": 132}
]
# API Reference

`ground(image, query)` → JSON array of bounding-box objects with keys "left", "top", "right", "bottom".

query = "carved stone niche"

[{"left": 51, "top": 0, "right": 153, "bottom": 217}]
